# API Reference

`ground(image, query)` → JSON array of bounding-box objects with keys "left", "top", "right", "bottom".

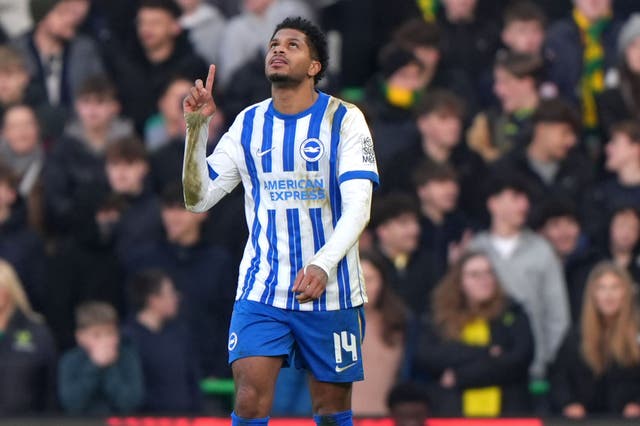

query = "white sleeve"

[
  {"left": 337, "top": 106, "right": 379, "bottom": 188},
  {"left": 307, "top": 177, "right": 373, "bottom": 276},
  {"left": 182, "top": 113, "right": 242, "bottom": 212}
]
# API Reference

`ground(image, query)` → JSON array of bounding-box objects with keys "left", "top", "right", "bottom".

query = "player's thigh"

[
  {"left": 290, "top": 306, "right": 365, "bottom": 384},
  {"left": 232, "top": 355, "right": 284, "bottom": 397}
]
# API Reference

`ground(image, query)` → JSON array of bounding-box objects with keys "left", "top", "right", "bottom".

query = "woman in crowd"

[
  {"left": 0, "top": 259, "right": 56, "bottom": 415},
  {"left": 351, "top": 250, "right": 410, "bottom": 416},
  {"left": 414, "top": 250, "right": 534, "bottom": 417},
  {"left": 551, "top": 261, "right": 640, "bottom": 419}
]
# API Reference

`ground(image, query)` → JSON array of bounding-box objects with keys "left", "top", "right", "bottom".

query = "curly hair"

[{"left": 272, "top": 17, "right": 329, "bottom": 85}]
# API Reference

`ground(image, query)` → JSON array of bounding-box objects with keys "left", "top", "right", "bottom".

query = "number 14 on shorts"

[{"left": 333, "top": 331, "right": 357, "bottom": 366}]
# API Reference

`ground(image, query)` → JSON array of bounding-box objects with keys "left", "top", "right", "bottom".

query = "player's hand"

[
  {"left": 292, "top": 265, "right": 328, "bottom": 303},
  {"left": 183, "top": 64, "right": 217, "bottom": 118}
]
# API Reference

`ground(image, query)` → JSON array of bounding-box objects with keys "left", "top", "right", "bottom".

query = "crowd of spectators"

[{"left": 1, "top": 0, "right": 640, "bottom": 421}]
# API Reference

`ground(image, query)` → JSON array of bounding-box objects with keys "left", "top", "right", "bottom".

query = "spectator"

[
  {"left": 606, "top": 206, "right": 640, "bottom": 285},
  {"left": 551, "top": 262, "right": 640, "bottom": 420},
  {"left": 436, "top": 0, "right": 500, "bottom": 92},
  {"left": 468, "top": 174, "right": 570, "bottom": 380},
  {"left": 0, "top": 44, "right": 63, "bottom": 141},
  {"left": 0, "top": 259, "right": 56, "bottom": 416},
  {"left": 535, "top": 198, "right": 603, "bottom": 322},
  {"left": 414, "top": 251, "right": 534, "bottom": 417},
  {"left": 393, "top": 18, "right": 477, "bottom": 113},
  {"left": 370, "top": 193, "right": 439, "bottom": 317},
  {"left": 123, "top": 184, "right": 236, "bottom": 378},
  {"left": 491, "top": 98, "right": 593, "bottom": 217},
  {"left": 123, "top": 269, "right": 202, "bottom": 413},
  {"left": 43, "top": 75, "right": 135, "bottom": 240},
  {"left": 104, "top": 137, "right": 163, "bottom": 259},
  {"left": 109, "top": 0, "right": 208, "bottom": 131},
  {"left": 387, "top": 382, "right": 430, "bottom": 426},
  {"left": 177, "top": 0, "right": 226, "bottom": 65},
  {"left": 501, "top": 1, "right": 547, "bottom": 56},
  {"left": 0, "top": 104, "right": 46, "bottom": 231},
  {"left": 58, "top": 301, "right": 143, "bottom": 415},
  {"left": 0, "top": 46, "right": 44, "bottom": 119},
  {"left": 12, "top": 0, "right": 104, "bottom": 108},
  {"left": 413, "top": 161, "right": 469, "bottom": 282},
  {"left": 144, "top": 77, "right": 191, "bottom": 153},
  {"left": 362, "top": 42, "right": 424, "bottom": 165},
  {"left": 586, "top": 121, "right": 640, "bottom": 242},
  {"left": 597, "top": 14, "right": 640, "bottom": 136},
  {"left": 468, "top": 52, "right": 543, "bottom": 162},
  {"left": 216, "top": 0, "right": 314, "bottom": 88},
  {"left": 352, "top": 250, "right": 409, "bottom": 416},
  {"left": 0, "top": 163, "right": 46, "bottom": 312},
  {"left": 381, "top": 90, "right": 486, "bottom": 223},
  {"left": 544, "top": 0, "right": 623, "bottom": 133}
]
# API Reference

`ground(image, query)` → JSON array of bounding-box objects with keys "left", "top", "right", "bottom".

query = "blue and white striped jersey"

[{"left": 206, "top": 91, "right": 379, "bottom": 311}]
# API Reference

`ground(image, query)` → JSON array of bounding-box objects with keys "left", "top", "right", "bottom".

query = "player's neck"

[
  {"left": 271, "top": 81, "right": 318, "bottom": 115},
  {"left": 0, "top": 304, "right": 14, "bottom": 332}
]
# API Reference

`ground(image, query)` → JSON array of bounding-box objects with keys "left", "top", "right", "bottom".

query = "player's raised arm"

[{"left": 182, "top": 65, "right": 218, "bottom": 212}]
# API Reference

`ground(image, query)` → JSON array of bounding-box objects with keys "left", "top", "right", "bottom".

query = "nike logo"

[
  {"left": 256, "top": 147, "right": 276, "bottom": 157},
  {"left": 335, "top": 362, "right": 357, "bottom": 373}
]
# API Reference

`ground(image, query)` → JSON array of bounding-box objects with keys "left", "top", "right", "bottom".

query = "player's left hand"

[{"left": 292, "top": 265, "right": 328, "bottom": 303}]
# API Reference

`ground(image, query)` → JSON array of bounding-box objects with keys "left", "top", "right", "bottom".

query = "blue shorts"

[{"left": 228, "top": 300, "right": 365, "bottom": 383}]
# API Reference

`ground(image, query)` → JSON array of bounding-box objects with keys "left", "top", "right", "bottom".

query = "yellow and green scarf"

[
  {"left": 573, "top": 8, "right": 611, "bottom": 130},
  {"left": 417, "top": 0, "right": 440, "bottom": 22}
]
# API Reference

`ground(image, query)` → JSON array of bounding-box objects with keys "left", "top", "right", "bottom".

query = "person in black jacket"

[
  {"left": 122, "top": 269, "right": 202, "bottom": 413},
  {"left": 413, "top": 250, "right": 534, "bottom": 417},
  {"left": 0, "top": 259, "right": 56, "bottom": 416},
  {"left": 107, "top": 0, "right": 208, "bottom": 132},
  {"left": 122, "top": 183, "right": 236, "bottom": 379},
  {"left": 491, "top": 98, "right": 594, "bottom": 222},
  {"left": 550, "top": 261, "right": 640, "bottom": 419}
]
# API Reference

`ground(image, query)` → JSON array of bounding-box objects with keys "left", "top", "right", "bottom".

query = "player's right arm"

[{"left": 182, "top": 64, "right": 241, "bottom": 212}]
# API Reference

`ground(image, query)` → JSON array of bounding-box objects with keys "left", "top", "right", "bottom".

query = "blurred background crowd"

[{"left": 1, "top": 0, "right": 640, "bottom": 422}]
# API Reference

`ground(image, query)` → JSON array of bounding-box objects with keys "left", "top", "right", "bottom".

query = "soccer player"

[{"left": 182, "top": 17, "right": 378, "bottom": 426}]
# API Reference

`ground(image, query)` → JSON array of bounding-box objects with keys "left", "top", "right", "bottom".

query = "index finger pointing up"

[{"left": 205, "top": 64, "right": 216, "bottom": 93}]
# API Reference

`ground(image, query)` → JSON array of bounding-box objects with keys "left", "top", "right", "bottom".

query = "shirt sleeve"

[
  {"left": 182, "top": 111, "right": 243, "bottom": 212},
  {"left": 337, "top": 106, "right": 379, "bottom": 188}
]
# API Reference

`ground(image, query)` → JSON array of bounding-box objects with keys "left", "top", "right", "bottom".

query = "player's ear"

[{"left": 308, "top": 60, "right": 321, "bottom": 80}]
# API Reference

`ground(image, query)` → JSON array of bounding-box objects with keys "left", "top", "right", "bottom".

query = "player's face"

[
  {"left": 2, "top": 106, "right": 40, "bottom": 155},
  {"left": 265, "top": 28, "right": 320, "bottom": 85},
  {"left": 137, "top": 8, "right": 181, "bottom": 51}
]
